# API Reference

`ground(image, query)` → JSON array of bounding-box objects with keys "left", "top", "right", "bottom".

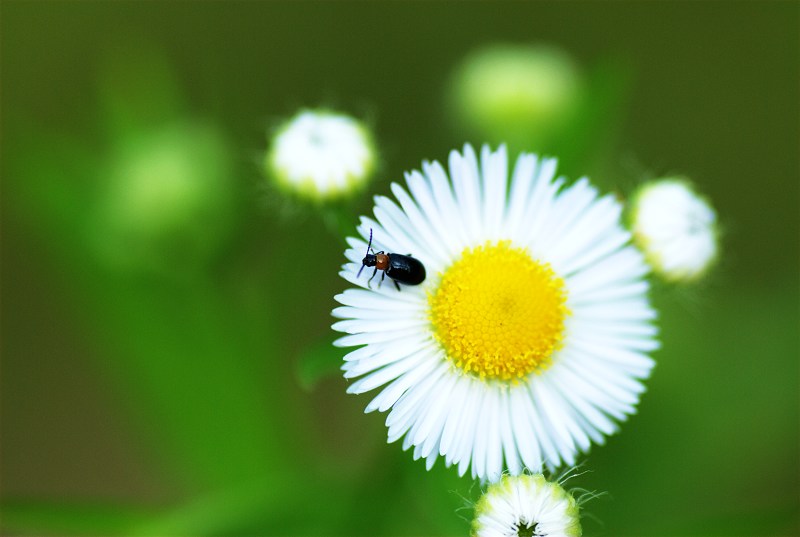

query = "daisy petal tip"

[{"left": 425, "top": 455, "right": 436, "bottom": 471}]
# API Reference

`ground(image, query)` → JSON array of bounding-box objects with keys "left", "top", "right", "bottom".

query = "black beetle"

[{"left": 357, "top": 228, "right": 426, "bottom": 290}]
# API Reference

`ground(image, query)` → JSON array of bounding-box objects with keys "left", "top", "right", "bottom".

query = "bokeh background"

[{"left": 2, "top": 2, "right": 798, "bottom": 536}]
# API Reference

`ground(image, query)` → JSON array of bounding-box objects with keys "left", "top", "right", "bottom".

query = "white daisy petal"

[
  {"left": 572, "top": 299, "right": 656, "bottom": 323},
  {"left": 561, "top": 360, "right": 636, "bottom": 420},
  {"left": 530, "top": 380, "right": 577, "bottom": 466},
  {"left": 366, "top": 348, "right": 441, "bottom": 413},
  {"left": 439, "top": 374, "right": 471, "bottom": 457},
  {"left": 398, "top": 172, "right": 453, "bottom": 266},
  {"left": 483, "top": 390, "right": 505, "bottom": 482},
  {"left": 522, "top": 386, "right": 562, "bottom": 469},
  {"left": 345, "top": 351, "right": 427, "bottom": 393},
  {"left": 471, "top": 386, "right": 498, "bottom": 480},
  {"left": 332, "top": 303, "right": 420, "bottom": 320},
  {"left": 457, "top": 384, "right": 487, "bottom": 476},
  {"left": 450, "top": 145, "right": 483, "bottom": 244},
  {"left": 497, "top": 389, "right": 522, "bottom": 476},
  {"left": 333, "top": 327, "right": 421, "bottom": 348},
  {"left": 358, "top": 216, "right": 401, "bottom": 255},
  {"left": 424, "top": 443, "right": 439, "bottom": 470},
  {"left": 504, "top": 152, "right": 539, "bottom": 232},
  {"left": 536, "top": 178, "right": 598, "bottom": 256},
  {"left": 386, "top": 361, "right": 448, "bottom": 430},
  {"left": 566, "top": 353, "right": 646, "bottom": 406},
  {"left": 342, "top": 338, "right": 429, "bottom": 379},
  {"left": 549, "top": 366, "right": 618, "bottom": 436},
  {"left": 480, "top": 144, "right": 508, "bottom": 238},
  {"left": 331, "top": 317, "right": 427, "bottom": 334},
  {"left": 419, "top": 417, "right": 444, "bottom": 462},
  {"left": 565, "top": 248, "right": 649, "bottom": 298},
  {"left": 373, "top": 198, "right": 426, "bottom": 257},
  {"left": 409, "top": 370, "right": 458, "bottom": 448},
  {"left": 387, "top": 364, "right": 450, "bottom": 443},
  {"left": 549, "top": 195, "right": 626, "bottom": 275},
  {"left": 519, "top": 165, "right": 564, "bottom": 248},
  {"left": 423, "top": 159, "right": 470, "bottom": 253},
  {"left": 509, "top": 386, "right": 544, "bottom": 472},
  {"left": 569, "top": 279, "right": 650, "bottom": 306},
  {"left": 333, "top": 144, "right": 659, "bottom": 481}
]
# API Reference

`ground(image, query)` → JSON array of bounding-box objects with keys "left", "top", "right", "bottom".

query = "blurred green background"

[{"left": 2, "top": 2, "right": 798, "bottom": 536}]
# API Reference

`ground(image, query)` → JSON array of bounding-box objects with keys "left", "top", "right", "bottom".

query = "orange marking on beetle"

[{"left": 376, "top": 253, "right": 390, "bottom": 270}]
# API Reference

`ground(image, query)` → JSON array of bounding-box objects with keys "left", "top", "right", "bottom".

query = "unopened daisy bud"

[
  {"left": 472, "top": 474, "right": 581, "bottom": 537},
  {"left": 266, "top": 109, "right": 377, "bottom": 201},
  {"left": 96, "top": 122, "right": 235, "bottom": 273},
  {"left": 629, "top": 178, "right": 719, "bottom": 282},
  {"left": 449, "top": 44, "right": 582, "bottom": 147}
]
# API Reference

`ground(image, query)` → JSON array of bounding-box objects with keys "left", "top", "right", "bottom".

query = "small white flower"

[
  {"left": 266, "top": 109, "right": 376, "bottom": 200},
  {"left": 472, "top": 474, "right": 581, "bottom": 537},
  {"left": 333, "top": 144, "right": 658, "bottom": 481},
  {"left": 629, "top": 178, "right": 719, "bottom": 282}
]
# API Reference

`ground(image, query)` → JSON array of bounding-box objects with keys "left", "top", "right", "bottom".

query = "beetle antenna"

[{"left": 356, "top": 228, "right": 374, "bottom": 278}]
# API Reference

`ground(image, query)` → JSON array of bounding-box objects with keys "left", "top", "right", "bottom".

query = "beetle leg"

[
  {"left": 378, "top": 270, "right": 386, "bottom": 288},
  {"left": 367, "top": 266, "right": 378, "bottom": 288},
  {"left": 393, "top": 279, "right": 401, "bottom": 291}
]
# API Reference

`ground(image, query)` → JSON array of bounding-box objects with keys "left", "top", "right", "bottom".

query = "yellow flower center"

[{"left": 428, "top": 241, "right": 569, "bottom": 381}]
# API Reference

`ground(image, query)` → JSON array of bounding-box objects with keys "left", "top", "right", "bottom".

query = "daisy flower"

[
  {"left": 472, "top": 473, "right": 581, "bottom": 537},
  {"left": 266, "top": 109, "right": 376, "bottom": 200},
  {"left": 629, "top": 178, "right": 719, "bottom": 282},
  {"left": 333, "top": 144, "right": 658, "bottom": 481}
]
